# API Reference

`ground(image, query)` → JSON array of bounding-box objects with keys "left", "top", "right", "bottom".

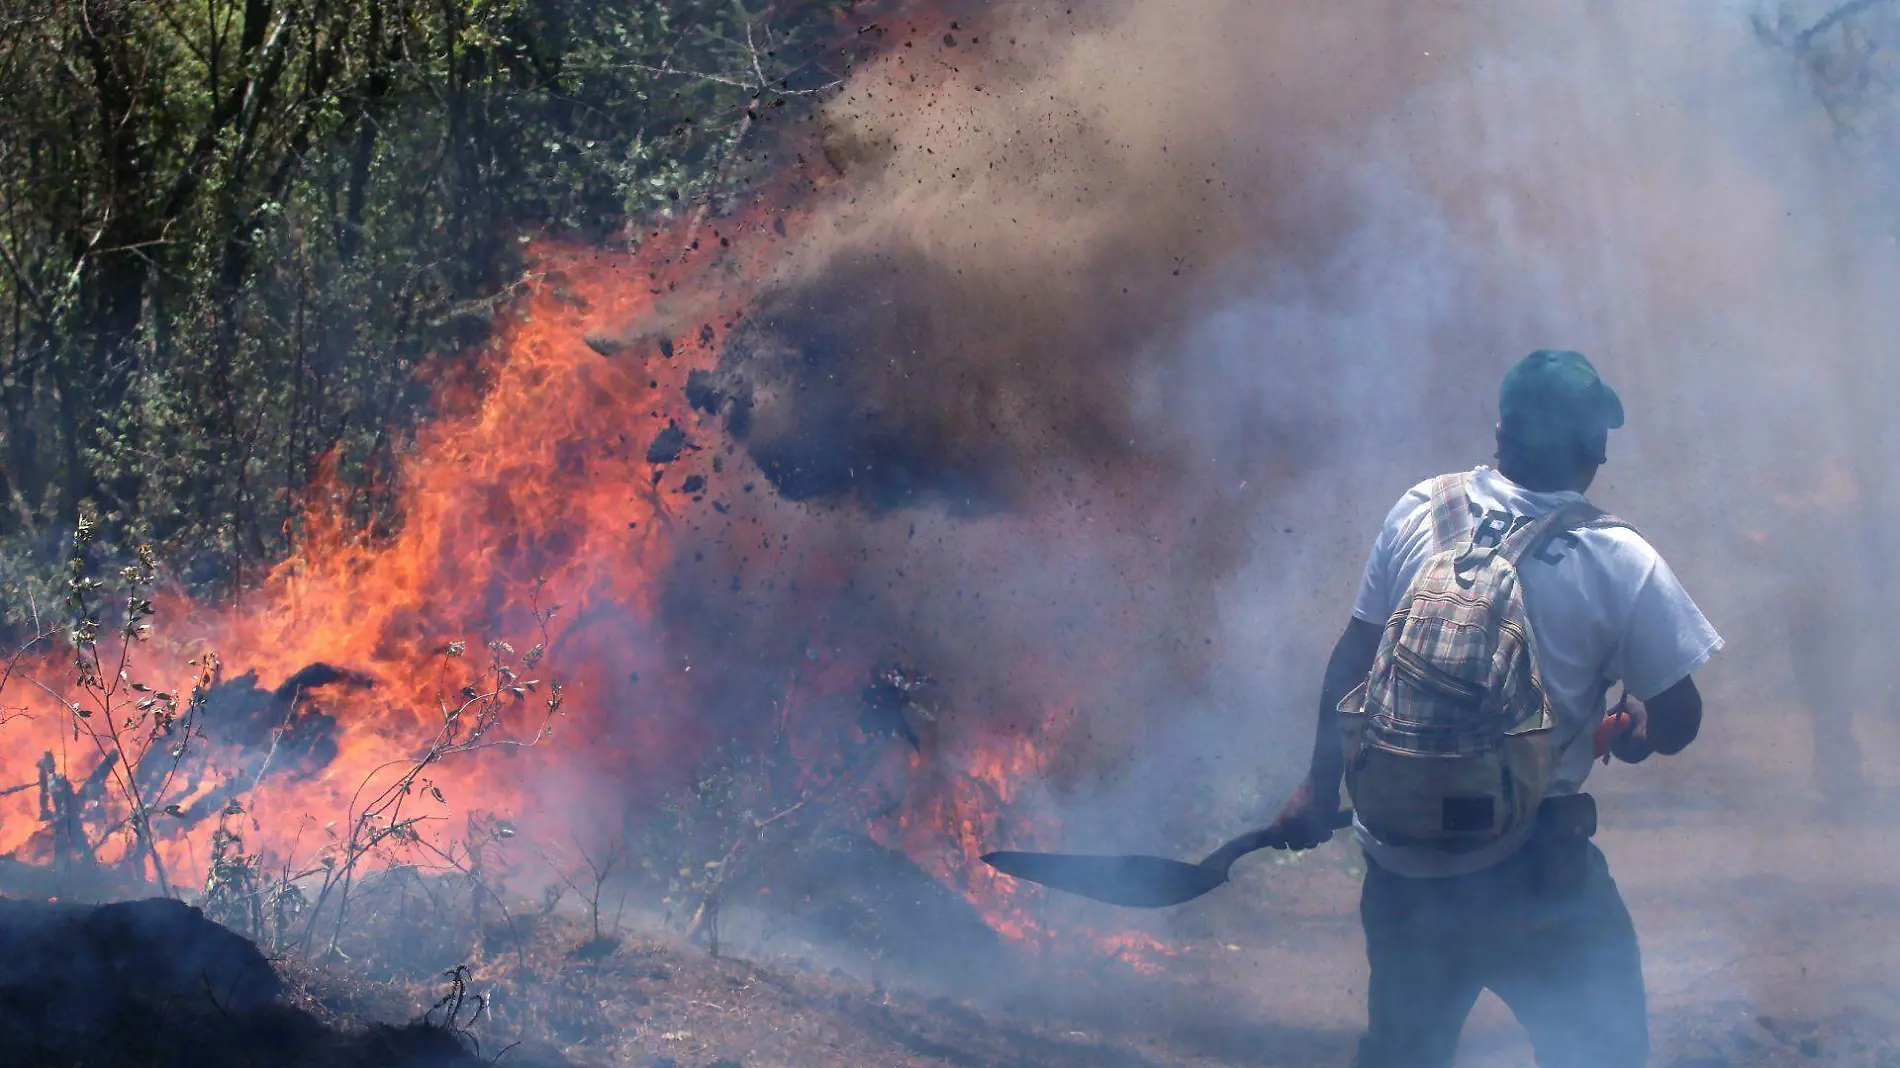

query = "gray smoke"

[{"left": 666, "top": 0, "right": 1900, "bottom": 1038}]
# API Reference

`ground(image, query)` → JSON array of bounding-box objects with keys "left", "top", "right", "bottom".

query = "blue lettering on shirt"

[{"left": 1467, "top": 501, "right": 1577, "bottom": 564}]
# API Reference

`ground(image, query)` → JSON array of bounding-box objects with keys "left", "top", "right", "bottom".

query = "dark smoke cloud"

[{"left": 711, "top": 246, "right": 1121, "bottom": 513}]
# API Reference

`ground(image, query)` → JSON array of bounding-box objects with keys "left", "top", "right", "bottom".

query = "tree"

[{"left": 0, "top": 0, "right": 858, "bottom": 622}]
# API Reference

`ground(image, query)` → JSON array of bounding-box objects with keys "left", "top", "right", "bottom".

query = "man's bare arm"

[{"left": 1262, "top": 616, "right": 1382, "bottom": 849}]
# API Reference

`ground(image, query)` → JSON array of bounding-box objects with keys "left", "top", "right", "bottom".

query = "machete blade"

[
  {"left": 979, "top": 809, "right": 1355, "bottom": 909},
  {"left": 979, "top": 850, "right": 1227, "bottom": 908}
]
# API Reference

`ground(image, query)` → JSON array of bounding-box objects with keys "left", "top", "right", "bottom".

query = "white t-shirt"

[{"left": 1349, "top": 466, "right": 1724, "bottom": 878}]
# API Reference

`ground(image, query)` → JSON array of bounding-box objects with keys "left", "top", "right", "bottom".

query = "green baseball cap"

[{"left": 1498, "top": 349, "right": 1624, "bottom": 459}]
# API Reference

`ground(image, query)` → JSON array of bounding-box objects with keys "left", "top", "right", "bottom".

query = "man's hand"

[
  {"left": 1262, "top": 618, "right": 1376, "bottom": 852},
  {"left": 1260, "top": 778, "right": 1344, "bottom": 851},
  {"left": 1597, "top": 695, "right": 1651, "bottom": 764}
]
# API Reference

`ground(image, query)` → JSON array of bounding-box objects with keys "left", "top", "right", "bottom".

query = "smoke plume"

[{"left": 692, "top": 0, "right": 1894, "bottom": 824}]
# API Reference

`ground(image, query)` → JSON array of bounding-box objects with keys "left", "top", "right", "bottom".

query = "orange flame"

[{"left": 0, "top": 11, "right": 1182, "bottom": 975}]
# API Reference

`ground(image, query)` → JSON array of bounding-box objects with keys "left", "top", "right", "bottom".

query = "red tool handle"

[{"left": 1594, "top": 707, "right": 1634, "bottom": 762}]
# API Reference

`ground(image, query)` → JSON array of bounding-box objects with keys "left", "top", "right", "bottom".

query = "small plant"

[
  {"left": 637, "top": 734, "right": 807, "bottom": 957},
  {"left": 637, "top": 658, "right": 906, "bottom": 957},
  {"left": 0, "top": 506, "right": 221, "bottom": 898},
  {"left": 296, "top": 634, "right": 563, "bottom": 961},
  {"left": 425, "top": 964, "right": 489, "bottom": 1056},
  {"left": 543, "top": 831, "right": 631, "bottom": 960},
  {"left": 201, "top": 807, "right": 311, "bottom": 953}
]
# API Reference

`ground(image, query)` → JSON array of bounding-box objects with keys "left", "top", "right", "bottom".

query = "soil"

[
  {"left": 278, "top": 769, "right": 1900, "bottom": 1068},
  {"left": 406, "top": 721, "right": 1900, "bottom": 1068},
  {"left": 7, "top": 707, "right": 1891, "bottom": 1068}
]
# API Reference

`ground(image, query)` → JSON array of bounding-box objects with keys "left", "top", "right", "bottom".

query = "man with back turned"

[{"left": 1263, "top": 350, "right": 1723, "bottom": 1067}]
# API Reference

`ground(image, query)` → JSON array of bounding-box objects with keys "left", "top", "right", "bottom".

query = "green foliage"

[{"left": 0, "top": 0, "right": 853, "bottom": 619}]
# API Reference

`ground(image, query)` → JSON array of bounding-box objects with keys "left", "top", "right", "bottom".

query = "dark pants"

[{"left": 1353, "top": 840, "right": 1648, "bottom": 1068}]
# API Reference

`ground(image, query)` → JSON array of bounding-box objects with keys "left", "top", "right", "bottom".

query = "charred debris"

[{"left": 860, "top": 663, "right": 937, "bottom": 751}]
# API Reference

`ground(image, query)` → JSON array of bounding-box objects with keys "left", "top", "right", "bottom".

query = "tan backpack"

[{"left": 1339, "top": 474, "right": 1625, "bottom": 852}]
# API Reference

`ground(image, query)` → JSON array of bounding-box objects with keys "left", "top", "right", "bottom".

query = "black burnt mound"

[
  {"left": 196, "top": 663, "right": 370, "bottom": 768},
  {"left": 0, "top": 896, "right": 527, "bottom": 1068},
  {"left": 137, "top": 663, "right": 369, "bottom": 830}
]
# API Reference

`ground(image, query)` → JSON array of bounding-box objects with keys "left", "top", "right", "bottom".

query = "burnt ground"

[
  {"left": 4, "top": 813, "right": 1893, "bottom": 1068},
  {"left": 5, "top": 704, "right": 1895, "bottom": 1068},
  {"left": 276, "top": 784, "right": 1900, "bottom": 1068},
  {"left": 425, "top": 707, "right": 1900, "bottom": 1068}
]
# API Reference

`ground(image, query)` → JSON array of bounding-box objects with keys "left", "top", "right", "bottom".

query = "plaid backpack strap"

[
  {"left": 1583, "top": 512, "right": 1640, "bottom": 538},
  {"left": 1426, "top": 473, "right": 1474, "bottom": 547},
  {"left": 1498, "top": 499, "right": 1604, "bottom": 567}
]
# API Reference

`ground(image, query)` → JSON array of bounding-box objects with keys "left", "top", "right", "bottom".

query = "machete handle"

[
  {"left": 1595, "top": 708, "right": 1634, "bottom": 763},
  {"left": 1198, "top": 808, "right": 1355, "bottom": 877}
]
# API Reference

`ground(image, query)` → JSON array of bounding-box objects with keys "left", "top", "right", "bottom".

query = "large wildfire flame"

[
  {"left": 0, "top": 234, "right": 733, "bottom": 880},
  {"left": 0, "top": 9, "right": 1173, "bottom": 972}
]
